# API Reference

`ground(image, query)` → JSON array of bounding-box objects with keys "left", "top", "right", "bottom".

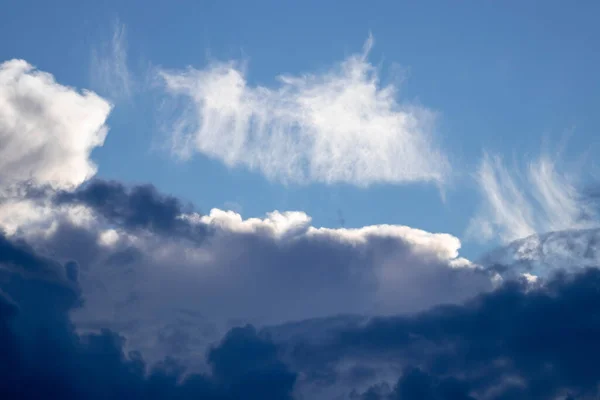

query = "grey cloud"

[
  {"left": 5, "top": 180, "right": 491, "bottom": 369},
  {"left": 278, "top": 269, "right": 600, "bottom": 399},
  {"left": 0, "top": 232, "right": 297, "bottom": 400}
]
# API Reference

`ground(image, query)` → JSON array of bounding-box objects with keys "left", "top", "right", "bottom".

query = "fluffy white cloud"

[
  {"left": 159, "top": 36, "right": 448, "bottom": 187},
  {"left": 0, "top": 59, "right": 111, "bottom": 190},
  {"left": 467, "top": 152, "right": 597, "bottom": 243},
  {"left": 90, "top": 19, "right": 133, "bottom": 101}
]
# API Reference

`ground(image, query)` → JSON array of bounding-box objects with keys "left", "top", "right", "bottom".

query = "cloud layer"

[
  {"left": 0, "top": 60, "right": 111, "bottom": 190},
  {"left": 280, "top": 268, "right": 600, "bottom": 399},
  {"left": 18, "top": 180, "right": 488, "bottom": 368},
  {"left": 0, "top": 233, "right": 297, "bottom": 399},
  {"left": 4, "top": 223, "right": 600, "bottom": 399},
  {"left": 159, "top": 36, "right": 448, "bottom": 187},
  {"left": 467, "top": 152, "right": 597, "bottom": 243}
]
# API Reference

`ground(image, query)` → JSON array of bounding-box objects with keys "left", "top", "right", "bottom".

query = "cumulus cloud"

[
  {"left": 0, "top": 180, "right": 488, "bottom": 368},
  {"left": 90, "top": 19, "right": 133, "bottom": 101},
  {"left": 467, "top": 152, "right": 597, "bottom": 243},
  {"left": 0, "top": 59, "right": 111, "bottom": 190},
  {"left": 158, "top": 36, "right": 448, "bottom": 187},
  {"left": 0, "top": 60, "right": 112, "bottom": 238}
]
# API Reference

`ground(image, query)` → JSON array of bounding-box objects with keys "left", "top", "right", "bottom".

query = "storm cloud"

[{"left": 281, "top": 268, "right": 600, "bottom": 399}]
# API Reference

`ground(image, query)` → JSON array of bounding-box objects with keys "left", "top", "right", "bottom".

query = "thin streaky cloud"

[
  {"left": 158, "top": 35, "right": 449, "bottom": 187},
  {"left": 90, "top": 18, "right": 133, "bottom": 101},
  {"left": 467, "top": 151, "right": 598, "bottom": 243}
]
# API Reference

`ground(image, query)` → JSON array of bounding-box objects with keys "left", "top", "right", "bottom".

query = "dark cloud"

[
  {"left": 54, "top": 179, "right": 209, "bottom": 241},
  {"left": 209, "top": 325, "right": 297, "bottom": 400},
  {"left": 284, "top": 269, "right": 600, "bottom": 399},
  {"left": 358, "top": 368, "right": 474, "bottom": 400},
  {"left": 0, "top": 232, "right": 297, "bottom": 400}
]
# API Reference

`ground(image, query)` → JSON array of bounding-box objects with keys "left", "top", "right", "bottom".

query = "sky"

[{"left": 2, "top": 1, "right": 600, "bottom": 399}]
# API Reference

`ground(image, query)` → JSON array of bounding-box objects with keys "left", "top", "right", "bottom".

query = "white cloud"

[
  {"left": 0, "top": 183, "right": 98, "bottom": 237},
  {"left": 158, "top": 36, "right": 449, "bottom": 187},
  {"left": 0, "top": 197, "right": 55, "bottom": 236},
  {"left": 0, "top": 59, "right": 111, "bottom": 237},
  {"left": 467, "top": 152, "right": 597, "bottom": 243},
  {"left": 0, "top": 59, "right": 111, "bottom": 190},
  {"left": 90, "top": 19, "right": 133, "bottom": 101}
]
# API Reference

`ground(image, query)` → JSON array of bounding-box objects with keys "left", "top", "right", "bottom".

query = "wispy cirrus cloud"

[
  {"left": 467, "top": 151, "right": 597, "bottom": 243},
  {"left": 90, "top": 18, "right": 133, "bottom": 102},
  {"left": 158, "top": 35, "right": 449, "bottom": 187}
]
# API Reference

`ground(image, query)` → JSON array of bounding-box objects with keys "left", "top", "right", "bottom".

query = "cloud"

[
  {"left": 478, "top": 228, "right": 600, "bottom": 284},
  {"left": 4, "top": 216, "right": 600, "bottom": 399},
  {"left": 54, "top": 179, "right": 206, "bottom": 240},
  {"left": 0, "top": 179, "right": 490, "bottom": 399},
  {"left": 0, "top": 179, "right": 489, "bottom": 368},
  {"left": 90, "top": 18, "right": 133, "bottom": 101},
  {"left": 467, "top": 152, "right": 597, "bottom": 243},
  {"left": 6, "top": 215, "right": 600, "bottom": 399},
  {"left": 0, "top": 232, "right": 297, "bottom": 399},
  {"left": 158, "top": 36, "right": 449, "bottom": 187},
  {"left": 0, "top": 59, "right": 111, "bottom": 190},
  {"left": 281, "top": 268, "right": 600, "bottom": 399}
]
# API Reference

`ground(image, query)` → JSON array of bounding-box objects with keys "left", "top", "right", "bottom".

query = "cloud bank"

[
  {"left": 281, "top": 268, "right": 600, "bottom": 399},
  {"left": 159, "top": 36, "right": 449, "bottom": 187},
  {"left": 0, "top": 233, "right": 296, "bottom": 399},
  {"left": 467, "top": 152, "right": 597, "bottom": 243},
  {"left": 3, "top": 224, "right": 600, "bottom": 399},
  {"left": 19, "top": 179, "right": 488, "bottom": 368}
]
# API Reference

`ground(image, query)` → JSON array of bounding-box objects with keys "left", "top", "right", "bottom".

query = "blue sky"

[{"left": 3, "top": 0, "right": 600, "bottom": 258}]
